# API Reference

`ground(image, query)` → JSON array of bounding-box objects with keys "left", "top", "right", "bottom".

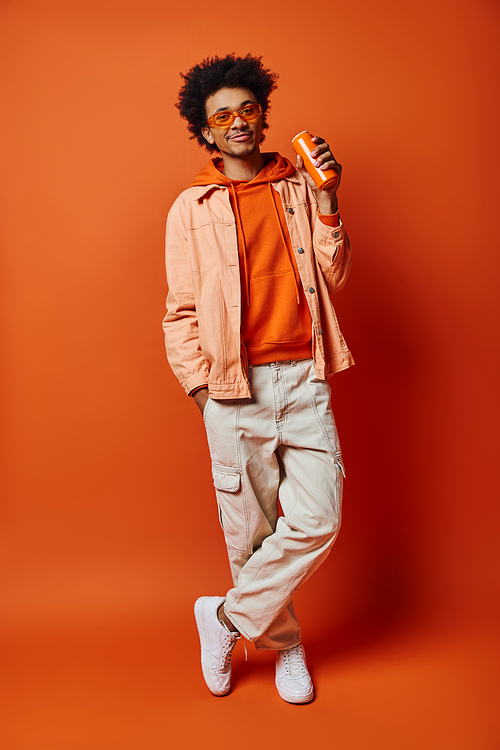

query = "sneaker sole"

[{"left": 276, "top": 683, "right": 314, "bottom": 704}]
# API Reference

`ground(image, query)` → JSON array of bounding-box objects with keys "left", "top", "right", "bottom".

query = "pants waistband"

[{"left": 248, "top": 358, "right": 313, "bottom": 370}]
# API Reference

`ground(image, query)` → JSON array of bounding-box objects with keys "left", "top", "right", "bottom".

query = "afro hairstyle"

[{"left": 176, "top": 53, "right": 278, "bottom": 152}]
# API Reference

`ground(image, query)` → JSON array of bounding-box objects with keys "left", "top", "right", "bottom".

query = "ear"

[{"left": 201, "top": 126, "right": 214, "bottom": 145}]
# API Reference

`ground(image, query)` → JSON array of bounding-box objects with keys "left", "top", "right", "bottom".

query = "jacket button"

[
  {"left": 333, "top": 231, "right": 340, "bottom": 238},
  {"left": 308, "top": 287, "right": 315, "bottom": 293},
  {"left": 318, "top": 328, "right": 323, "bottom": 335},
  {"left": 297, "top": 247, "right": 304, "bottom": 254},
  {"left": 288, "top": 207, "right": 294, "bottom": 214}
]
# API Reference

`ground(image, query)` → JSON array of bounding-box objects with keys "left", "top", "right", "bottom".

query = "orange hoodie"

[{"left": 191, "top": 153, "right": 314, "bottom": 365}]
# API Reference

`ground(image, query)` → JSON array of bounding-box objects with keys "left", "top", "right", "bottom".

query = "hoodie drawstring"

[
  {"left": 229, "top": 183, "right": 251, "bottom": 308},
  {"left": 268, "top": 183, "right": 301, "bottom": 305}
]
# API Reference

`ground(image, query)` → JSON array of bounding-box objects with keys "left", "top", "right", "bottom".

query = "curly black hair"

[{"left": 176, "top": 53, "right": 278, "bottom": 153}]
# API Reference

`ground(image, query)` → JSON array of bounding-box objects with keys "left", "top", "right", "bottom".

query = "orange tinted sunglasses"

[{"left": 206, "top": 103, "right": 262, "bottom": 128}]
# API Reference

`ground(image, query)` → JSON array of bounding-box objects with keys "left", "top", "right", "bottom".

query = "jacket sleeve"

[
  {"left": 311, "top": 216, "right": 352, "bottom": 294},
  {"left": 162, "top": 211, "right": 210, "bottom": 395}
]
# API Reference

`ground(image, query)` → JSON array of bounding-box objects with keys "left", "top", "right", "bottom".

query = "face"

[{"left": 201, "top": 86, "right": 263, "bottom": 159}]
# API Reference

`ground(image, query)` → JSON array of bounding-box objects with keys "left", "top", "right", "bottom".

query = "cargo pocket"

[
  {"left": 212, "top": 464, "right": 240, "bottom": 492},
  {"left": 211, "top": 463, "right": 247, "bottom": 552}
]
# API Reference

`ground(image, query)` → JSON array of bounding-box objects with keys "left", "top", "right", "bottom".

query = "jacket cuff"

[
  {"left": 318, "top": 210, "right": 340, "bottom": 227},
  {"left": 314, "top": 217, "right": 345, "bottom": 264}
]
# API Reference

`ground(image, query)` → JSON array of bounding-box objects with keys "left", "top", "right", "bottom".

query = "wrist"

[
  {"left": 316, "top": 194, "right": 338, "bottom": 215},
  {"left": 192, "top": 386, "right": 209, "bottom": 413},
  {"left": 190, "top": 385, "right": 208, "bottom": 396},
  {"left": 192, "top": 386, "right": 209, "bottom": 399}
]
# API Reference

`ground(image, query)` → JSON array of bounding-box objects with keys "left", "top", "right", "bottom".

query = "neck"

[{"left": 219, "top": 149, "right": 265, "bottom": 181}]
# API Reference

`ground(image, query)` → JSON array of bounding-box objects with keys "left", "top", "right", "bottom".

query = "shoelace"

[
  {"left": 219, "top": 631, "right": 239, "bottom": 669},
  {"left": 282, "top": 645, "right": 308, "bottom": 678}
]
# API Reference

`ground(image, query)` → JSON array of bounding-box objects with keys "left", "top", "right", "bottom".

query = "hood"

[{"left": 190, "top": 152, "right": 296, "bottom": 188}]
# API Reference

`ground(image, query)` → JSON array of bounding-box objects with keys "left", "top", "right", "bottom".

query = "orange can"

[{"left": 291, "top": 130, "right": 338, "bottom": 190}]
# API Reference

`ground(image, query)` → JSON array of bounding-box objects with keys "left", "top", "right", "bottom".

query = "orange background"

[{"left": 1, "top": 0, "right": 499, "bottom": 747}]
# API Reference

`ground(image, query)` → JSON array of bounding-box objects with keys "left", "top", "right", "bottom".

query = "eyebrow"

[{"left": 213, "top": 99, "right": 254, "bottom": 114}]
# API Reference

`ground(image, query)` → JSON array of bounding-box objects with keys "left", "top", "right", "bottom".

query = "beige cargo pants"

[{"left": 203, "top": 359, "right": 344, "bottom": 650}]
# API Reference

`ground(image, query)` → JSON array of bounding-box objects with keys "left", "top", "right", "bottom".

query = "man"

[{"left": 163, "top": 53, "right": 353, "bottom": 703}]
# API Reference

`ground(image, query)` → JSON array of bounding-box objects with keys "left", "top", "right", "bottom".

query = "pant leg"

[
  {"left": 220, "top": 360, "right": 344, "bottom": 646},
  {"left": 203, "top": 378, "right": 302, "bottom": 650}
]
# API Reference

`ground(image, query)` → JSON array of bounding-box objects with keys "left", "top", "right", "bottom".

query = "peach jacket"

[{"left": 162, "top": 167, "right": 354, "bottom": 399}]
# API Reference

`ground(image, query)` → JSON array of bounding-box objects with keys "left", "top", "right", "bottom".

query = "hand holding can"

[{"left": 292, "top": 131, "right": 339, "bottom": 190}]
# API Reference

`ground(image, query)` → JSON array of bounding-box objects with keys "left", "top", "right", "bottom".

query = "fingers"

[
  {"left": 310, "top": 136, "right": 341, "bottom": 174},
  {"left": 310, "top": 136, "right": 328, "bottom": 159}
]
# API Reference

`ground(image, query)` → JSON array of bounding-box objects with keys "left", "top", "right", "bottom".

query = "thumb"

[{"left": 295, "top": 153, "right": 317, "bottom": 191}]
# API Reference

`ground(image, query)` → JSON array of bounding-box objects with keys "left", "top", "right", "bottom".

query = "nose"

[{"left": 232, "top": 115, "right": 247, "bottom": 129}]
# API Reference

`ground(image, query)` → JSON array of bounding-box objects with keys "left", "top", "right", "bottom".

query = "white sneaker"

[
  {"left": 194, "top": 596, "right": 240, "bottom": 696},
  {"left": 275, "top": 644, "right": 314, "bottom": 704}
]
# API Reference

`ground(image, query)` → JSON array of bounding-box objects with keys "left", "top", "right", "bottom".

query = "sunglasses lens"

[
  {"left": 239, "top": 104, "right": 260, "bottom": 121},
  {"left": 213, "top": 112, "right": 234, "bottom": 126}
]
